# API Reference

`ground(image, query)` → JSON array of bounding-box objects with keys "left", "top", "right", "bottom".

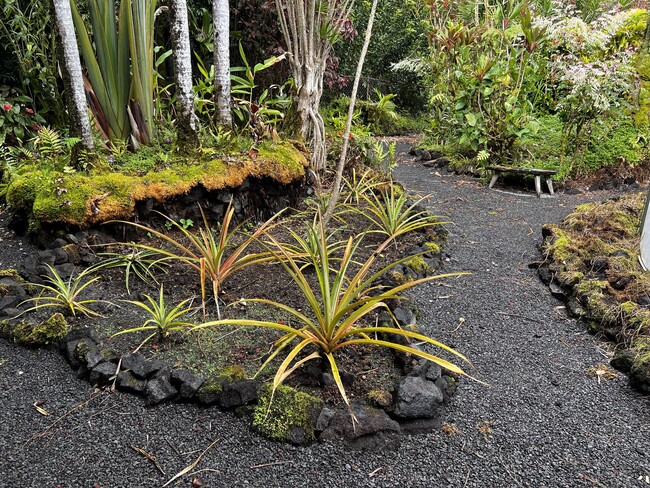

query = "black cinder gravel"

[{"left": 1, "top": 146, "right": 649, "bottom": 487}]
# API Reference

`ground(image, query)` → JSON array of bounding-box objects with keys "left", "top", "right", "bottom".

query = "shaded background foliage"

[{"left": 332, "top": 0, "right": 431, "bottom": 112}]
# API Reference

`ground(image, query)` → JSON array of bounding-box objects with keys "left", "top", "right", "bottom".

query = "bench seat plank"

[
  {"left": 486, "top": 165, "right": 558, "bottom": 176},
  {"left": 486, "top": 165, "right": 557, "bottom": 197}
]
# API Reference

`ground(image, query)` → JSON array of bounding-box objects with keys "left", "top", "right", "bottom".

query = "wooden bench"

[{"left": 486, "top": 165, "right": 558, "bottom": 198}]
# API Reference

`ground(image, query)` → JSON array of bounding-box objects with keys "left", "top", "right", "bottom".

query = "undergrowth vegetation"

[
  {"left": 540, "top": 194, "right": 650, "bottom": 392},
  {"left": 419, "top": 1, "right": 650, "bottom": 179},
  {"left": 3, "top": 175, "right": 475, "bottom": 413}
]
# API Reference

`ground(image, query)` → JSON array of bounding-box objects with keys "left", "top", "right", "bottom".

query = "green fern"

[{"left": 32, "top": 127, "right": 65, "bottom": 156}]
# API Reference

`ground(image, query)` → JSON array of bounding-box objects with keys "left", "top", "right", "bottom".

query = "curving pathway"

[{"left": 1, "top": 144, "right": 649, "bottom": 487}]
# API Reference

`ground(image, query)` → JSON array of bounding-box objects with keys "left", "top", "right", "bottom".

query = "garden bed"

[
  {"left": 0, "top": 174, "right": 467, "bottom": 449},
  {"left": 536, "top": 193, "right": 650, "bottom": 392}
]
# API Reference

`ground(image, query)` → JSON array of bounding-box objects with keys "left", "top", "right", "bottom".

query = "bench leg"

[
  {"left": 534, "top": 175, "right": 542, "bottom": 198},
  {"left": 489, "top": 173, "right": 499, "bottom": 189},
  {"left": 546, "top": 177, "right": 555, "bottom": 196}
]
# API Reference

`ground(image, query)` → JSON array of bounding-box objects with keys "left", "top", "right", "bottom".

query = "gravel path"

[{"left": 1, "top": 145, "right": 649, "bottom": 487}]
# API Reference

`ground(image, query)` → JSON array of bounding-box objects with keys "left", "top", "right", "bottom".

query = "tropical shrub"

[
  {"left": 0, "top": 88, "right": 46, "bottom": 146},
  {"left": 0, "top": 1, "right": 66, "bottom": 125},
  {"left": 425, "top": 1, "right": 648, "bottom": 175},
  {"left": 230, "top": 44, "right": 292, "bottom": 141},
  {"left": 429, "top": 7, "right": 548, "bottom": 162}
]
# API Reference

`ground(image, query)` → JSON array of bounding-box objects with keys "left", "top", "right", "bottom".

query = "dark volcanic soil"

[{"left": 0, "top": 143, "right": 649, "bottom": 487}]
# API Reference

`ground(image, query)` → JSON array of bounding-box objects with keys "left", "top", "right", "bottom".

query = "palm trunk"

[
  {"left": 213, "top": 0, "right": 232, "bottom": 127},
  {"left": 51, "top": 0, "right": 94, "bottom": 150},
  {"left": 169, "top": 0, "right": 198, "bottom": 142}
]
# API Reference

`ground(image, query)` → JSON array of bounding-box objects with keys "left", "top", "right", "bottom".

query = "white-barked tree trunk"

[
  {"left": 169, "top": 0, "right": 198, "bottom": 142},
  {"left": 52, "top": 0, "right": 94, "bottom": 150},
  {"left": 213, "top": 0, "right": 232, "bottom": 127}
]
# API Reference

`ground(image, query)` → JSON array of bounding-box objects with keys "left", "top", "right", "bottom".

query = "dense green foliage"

[
  {"left": 421, "top": 1, "right": 649, "bottom": 177},
  {"left": 334, "top": 0, "right": 431, "bottom": 112}
]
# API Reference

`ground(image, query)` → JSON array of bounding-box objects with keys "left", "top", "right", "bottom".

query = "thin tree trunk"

[
  {"left": 213, "top": 0, "right": 232, "bottom": 127},
  {"left": 169, "top": 0, "right": 198, "bottom": 143},
  {"left": 51, "top": 0, "right": 94, "bottom": 150},
  {"left": 322, "top": 0, "right": 378, "bottom": 227}
]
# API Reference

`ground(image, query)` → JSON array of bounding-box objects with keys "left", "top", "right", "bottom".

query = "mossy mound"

[
  {"left": 6, "top": 141, "right": 308, "bottom": 228},
  {"left": 0, "top": 313, "right": 68, "bottom": 346},
  {"left": 251, "top": 384, "right": 323, "bottom": 445},
  {"left": 195, "top": 365, "right": 247, "bottom": 405},
  {"left": 540, "top": 193, "right": 650, "bottom": 391}
]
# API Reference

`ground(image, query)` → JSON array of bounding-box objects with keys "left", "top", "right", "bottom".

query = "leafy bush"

[
  {"left": 428, "top": 8, "right": 548, "bottom": 161},
  {"left": 0, "top": 1, "right": 66, "bottom": 125},
  {"left": 0, "top": 87, "right": 45, "bottom": 146},
  {"left": 582, "top": 120, "right": 644, "bottom": 171}
]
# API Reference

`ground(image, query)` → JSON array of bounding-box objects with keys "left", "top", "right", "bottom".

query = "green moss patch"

[
  {"left": 540, "top": 193, "right": 650, "bottom": 390},
  {"left": 0, "top": 313, "right": 68, "bottom": 346},
  {"left": 6, "top": 142, "right": 308, "bottom": 227},
  {"left": 251, "top": 384, "right": 323, "bottom": 445}
]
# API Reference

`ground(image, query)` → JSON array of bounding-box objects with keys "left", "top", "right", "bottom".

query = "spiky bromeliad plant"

[
  {"left": 115, "top": 203, "right": 281, "bottom": 318},
  {"left": 90, "top": 247, "right": 167, "bottom": 294},
  {"left": 352, "top": 183, "right": 446, "bottom": 243},
  {"left": 20, "top": 265, "right": 104, "bottom": 317},
  {"left": 112, "top": 285, "right": 195, "bottom": 351},
  {"left": 194, "top": 214, "right": 474, "bottom": 408}
]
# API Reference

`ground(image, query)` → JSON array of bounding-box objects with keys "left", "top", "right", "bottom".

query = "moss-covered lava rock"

[
  {"left": 6, "top": 141, "right": 308, "bottom": 228},
  {"left": 0, "top": 313, "right": 68, "bottom": 346},
  {"left": 539, "top": 193, "right": 650, "bottom": 392},
  {"left": 251, "top": 384, "right": 323, "bottom": 445},
  {"left": 195, "top": 364, "right": 247, "bottom": 405}
]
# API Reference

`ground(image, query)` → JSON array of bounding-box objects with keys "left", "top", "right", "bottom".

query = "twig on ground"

[
  {"left": 452, "top": 317, "right": 465, "bottom": 332},
  {"left": 21, "top": 390, "right": 104, "bottom": 449},
  {"left": 250, "top": 460, "right": 294, "bottom": 469},
  {"left": 163, "top": 438, "right": 220, "bottom": 487},
  {"left": 497, "top": 446, "right": 524, "bottom": 488},
  {"left": 463, "top": 467, "right": 471, "bottom": 487},
  {"left": 165, "top": 436, "right": 186, "bottom": 463},
  {"left": 111, "top": 357, "right": 123, "bottom": 392},
  {"left": 579, "top": 473, "right": 608, "bottom": 488},
  {"left": 368, "top": 467, "right": 383, "bottom": 478},
  {"left": 131, "top": 445, "right": 166, "bottom": 475}
]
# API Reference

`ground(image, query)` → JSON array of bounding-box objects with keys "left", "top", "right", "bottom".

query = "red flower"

[
  {"left": 31, "top": 124, "right": 41, "bottom": 131},
  {"left": 26, "top": 108, "right": 34, "bottom": 114},
  {"left": 2, "top": 103, "right": 12, "bottom": 111}
]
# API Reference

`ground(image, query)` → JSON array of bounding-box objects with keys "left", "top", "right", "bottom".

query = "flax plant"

[
  {"left": 194, "top": 214, "right": 475, "bottom": 408},
  {"left": 71, "top": 0, "right": 156, "bottom": 144},
  {"left": 71, "top": 0, "right": 130, "bottom": 142},
  {"left": 115, "top": 204, "right": 281, "bottom": 318}
]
